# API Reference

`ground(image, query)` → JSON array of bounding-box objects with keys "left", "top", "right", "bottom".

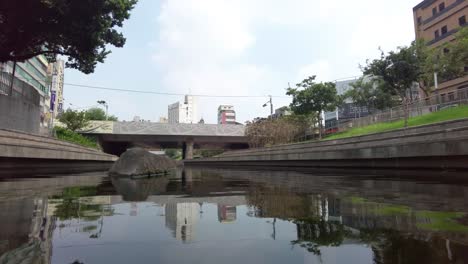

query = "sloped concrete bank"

[
  {"left": 185, "top": 118, "right": 468, "bottom": 170},
  {"left": 0, "top": 129, "right": 117, "bottom": 175}
]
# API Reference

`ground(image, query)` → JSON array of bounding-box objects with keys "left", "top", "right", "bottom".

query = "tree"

[
  {"left": 0, "top": 0, "right": 138, "bottom": 74},
  {"left": 345, "top": 77, "right": 397, "bottom": 114},
  {"left": 245, "top": 115, "right": 313, "bottom": 147},
  {"left": 286, "top": 76, "right": 340, "bottom": 139},
  {"left": 363, "top": 43, "right": 425, "bottom": 127},
  {"left": 85, "top": 107, "right": 118, "bottom": 121},
  {"left": 58, "top": 109, "right": 90, "bottom": 131},
  {"left": 422, "top": 27, "right": 468, "bottom": 92}
]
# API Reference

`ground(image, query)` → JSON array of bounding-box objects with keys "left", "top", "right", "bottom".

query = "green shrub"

[{"left": 55, "top": 126, "right": 99, "bottom": 149}]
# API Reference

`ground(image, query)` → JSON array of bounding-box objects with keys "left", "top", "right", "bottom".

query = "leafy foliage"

[
  {"left": 286, "top": 76, "right": 340, "bottom": 138},
  {"left": 245, "top": 115, "right": 314, "bottom": 147},
  {"left": 58, "top": 109, "right": 90, "bottom": 131},
  {"left": 363, "top": 43, "right": 425, "bottom": 126},
  {"left": 345, "top": 77, "right": 398, "bottom": 113},
  {"left": 0, "top": 0, "right": 138, "bottom": 74},
  {"left": 55, "top": 126, "right": 99, "bottom": 149},
  {"left": 85, "top": 107, "right": 118, "bottom": 121},
  {"left": 165, "top": 149, "right": 182, "bottom": 160},
  {"left": 422, "top": 28, "right": 468, "bottom": 91}
]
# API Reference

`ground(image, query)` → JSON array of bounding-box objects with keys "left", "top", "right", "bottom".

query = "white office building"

[
  {"left": 168, "top": 95, "right": 198, "bottom": 124},
  {"left": 165, "top": 202, "right": 200, "bottom": 242}
]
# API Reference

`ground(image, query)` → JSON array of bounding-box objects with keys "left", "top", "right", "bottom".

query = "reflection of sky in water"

[
  {"left": 2, "top": 168, "right": 468, "bottom": 264},
  {"left": 51, "top": 203, "right": 373, "bottom": 264}
]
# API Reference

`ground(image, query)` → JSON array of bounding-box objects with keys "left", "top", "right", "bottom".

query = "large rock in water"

[{"left": 109, "top": 148, "right": 177, "bottom": 177}]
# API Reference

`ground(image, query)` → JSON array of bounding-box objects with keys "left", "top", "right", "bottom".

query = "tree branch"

[{"left": 2, "top": 50, "right": 74, "bottom": 62}]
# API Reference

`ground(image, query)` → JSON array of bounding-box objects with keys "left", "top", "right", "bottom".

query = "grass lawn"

[{"left": 326, "top": 105, "right": 468, "bottom": 140}]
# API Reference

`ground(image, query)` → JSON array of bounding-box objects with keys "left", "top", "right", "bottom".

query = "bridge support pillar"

[{"left": 183, "top": 140, "right": 194, "bottom": 160}]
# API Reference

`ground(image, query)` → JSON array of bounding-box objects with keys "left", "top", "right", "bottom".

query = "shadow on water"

[{"left": 1, "top": 166, "right": 468, "bottom": 263}]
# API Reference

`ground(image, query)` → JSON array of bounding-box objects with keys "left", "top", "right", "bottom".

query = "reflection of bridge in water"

[{"left": 81, "top": 121, "right": 249, "bottom": 158}]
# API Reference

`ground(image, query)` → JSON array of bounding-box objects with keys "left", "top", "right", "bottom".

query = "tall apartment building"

[
  {"left": 413, "top": 0, "right": 468, "bottom": 93},
  {"left": 1, "top": 56, "right": 51, "bottom": 127},
  {"left": 47, "top": 60, "right": 65, "bottom": 119},
  {"left": 217, "top": 105, "right": 236, "bottom": 124},
  {"left": 168, "top": 95, "right": 198, "bottom": 124}
]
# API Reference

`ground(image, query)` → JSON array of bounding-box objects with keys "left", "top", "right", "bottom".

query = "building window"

[
  {"left": 439, "top": 2, "right": 445, "bottom": 11},
  {"left": 441, "top": 26, "right": 448, "bottom": 35},
  {"left": 443, "top": 48, "right": 450, "bottom": 54},
  {"left": 417, "top": 16, "right": 422, "bottom": 25},
  {"left": 432, "top": 7, "right": 437, "bottom": 15},
  {"left": 434, "top": 29, "right": 440, "bottom": 38},
  {"left": 460, "top": 16, "right": 466, "bottom": 26}
]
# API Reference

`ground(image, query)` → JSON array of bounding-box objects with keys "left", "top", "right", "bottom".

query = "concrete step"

[{"left": 0, "top": 129, "right": 116, "bottom": 161}]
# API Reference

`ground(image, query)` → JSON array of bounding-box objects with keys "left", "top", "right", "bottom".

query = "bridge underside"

[{"left": 96, "top": 134, "right": 249, "bottom": 157}]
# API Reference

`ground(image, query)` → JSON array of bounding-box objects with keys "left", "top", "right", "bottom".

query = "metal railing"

[
  {"left": 0, "top": 72, "right": 40, "bottom": 106},
  {"left": 336, "top": 87, "right": 468, "bottom": 132}
]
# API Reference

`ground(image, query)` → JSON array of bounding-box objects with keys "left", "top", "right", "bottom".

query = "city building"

[
  {"left": 1, "top": 56, "right": 51, "bottom": 129},
  {"left": 413, "top": 0, "right": 468, "bottom": 93},
  {"left": 271, "top": 106, "right": 292, "bottom": 119},
  {"left": 217, "top": 205, "right": 237, "bottom": 223},
  {"left": 165, "top": 202, "right": 200, "bottom": 242},
  {"left": 47, "top": 60, "right": 65, "bottom": 119},
  {"left": 217, "top": 105, "right": 236, "bottom": 124},
  {"left": 324, "top": 78, "right": 372, "bottom": 132},
  {"left": 168, "top": 95, "right": 198, "bottom": 124},
  {"left": 159, "top": 117, "right": 168, "bottom": 123}
]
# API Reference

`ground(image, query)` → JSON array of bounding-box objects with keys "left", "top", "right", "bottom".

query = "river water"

[{"left": 1, "top": 167, "right": 468, "bottom": 264}]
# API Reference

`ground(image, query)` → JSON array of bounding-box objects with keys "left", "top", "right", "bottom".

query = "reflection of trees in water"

[
  {"left": 51, "top": 186, "right": 113, "bottom": 221},
  {"left": 245, "top": 184, "right": 468, "bottom": 262},
  {"left": 360, "top": 229, "right": 468, "bottom": 264},
  {"left": 292, "top": 218, "right": 350, "bottom": 256},
  {"left": 246, "top": 185, "right": 317, "bottom": 219}
]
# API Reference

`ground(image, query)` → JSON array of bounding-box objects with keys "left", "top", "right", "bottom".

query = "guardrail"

[{"left": 337, "top": 87, "right": 468, "bottom": 132}]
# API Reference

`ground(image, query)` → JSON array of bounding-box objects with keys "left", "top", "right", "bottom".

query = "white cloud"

[
  {"left": 297, "top": 61, "right": 332, "bottom": 83},
  {"left": 152, "top": 0, "right": 421, "bottom": 123}
]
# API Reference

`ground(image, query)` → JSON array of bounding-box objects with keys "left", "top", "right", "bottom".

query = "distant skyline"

[{"left": 63, "top": 0, "right": 422, "bottom": 124}]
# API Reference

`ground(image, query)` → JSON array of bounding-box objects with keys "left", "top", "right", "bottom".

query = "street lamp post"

[
  {"left": 263, "top": 95, "right": 274, "bottom": 118},
  {"left": 97, "top": 100, "right": 108, "bottom": 120}
]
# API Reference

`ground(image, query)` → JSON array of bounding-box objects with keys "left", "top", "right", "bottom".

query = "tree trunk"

[{"left": 404, "top": 96, "right": 409, "bottom": 128}]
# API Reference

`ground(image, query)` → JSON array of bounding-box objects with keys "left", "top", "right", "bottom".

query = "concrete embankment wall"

[
  {"left": 0, "top": 129, "right": 117, "bottom": 175},
  {"left": 0, "top": 94, "right": 40, "bottom": 134},
  {"left": 185, "top": 118, "right": 468, "bottom": 170}
]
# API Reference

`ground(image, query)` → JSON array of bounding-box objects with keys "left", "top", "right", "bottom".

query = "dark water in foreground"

[{"left": 1, "top": 168, "right": 468, "bottom": 264}]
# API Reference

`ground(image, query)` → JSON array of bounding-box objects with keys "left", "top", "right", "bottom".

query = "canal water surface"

[{"left": 1, "top": 167, "right": 468, "bottom": 264}]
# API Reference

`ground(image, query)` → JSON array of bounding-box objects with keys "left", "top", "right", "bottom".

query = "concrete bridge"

[{"left": 81, "top": 121, "right": 249, "bottom": 158}]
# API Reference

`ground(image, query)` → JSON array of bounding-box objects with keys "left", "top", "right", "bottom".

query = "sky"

[{"left": 64, "top": 0, "right": 422, "bottom": 124}]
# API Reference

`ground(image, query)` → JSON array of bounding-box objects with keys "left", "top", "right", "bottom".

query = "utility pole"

[
  {"left": 97, "top": 100, "right": 108, "bottom": 120},
  {"left": 269, "top": 95, "right": 273, "bottom": 117},
  {"left": 263, "top": 95, "right": 274, "bottom": 119}
]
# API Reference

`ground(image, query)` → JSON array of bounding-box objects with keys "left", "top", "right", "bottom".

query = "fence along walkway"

[
  {"left": 0, "top": 72, "right": 40, "bottom": 106},
  {"left": 338, "top": 87, "right": 468, "bottom": 131}
]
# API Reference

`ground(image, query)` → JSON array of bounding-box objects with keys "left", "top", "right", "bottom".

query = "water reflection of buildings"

[
  {"left": 0, "top": 197, "right": 56, "bottom": 264},
  {"left": 217, "top": 205, "right": 237, "bottom": 223},
  {"left": 165, "top": 203, "right": 200, "bottom": 242}
]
